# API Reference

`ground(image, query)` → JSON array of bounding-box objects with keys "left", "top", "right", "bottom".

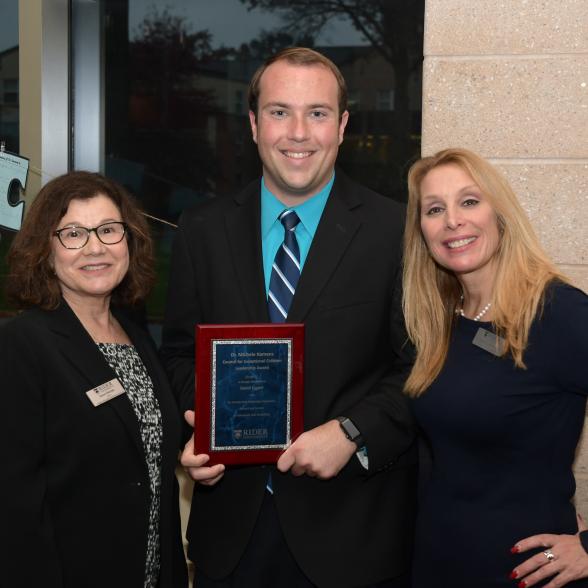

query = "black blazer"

[
  {"left": 161, "top": 172, "right": 417, "bottom": 588},
  {"left": 0, "top": 301, "right": 188, "bottom": 588}
]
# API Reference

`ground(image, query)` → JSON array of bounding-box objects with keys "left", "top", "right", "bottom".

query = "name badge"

[
  {"left": 86, "top": 378, "right": 125, "bottom": 407},
  {"left": 472, "top": 327, "right": 506, "bottom": 357}
]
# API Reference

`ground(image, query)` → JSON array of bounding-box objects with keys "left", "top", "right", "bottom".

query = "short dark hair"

[
  {"left": 248, "top": 47, "right": 348, "bottom": 119},
  {"left": 6, "top": 171, "right": 155, "bottom": 310}
]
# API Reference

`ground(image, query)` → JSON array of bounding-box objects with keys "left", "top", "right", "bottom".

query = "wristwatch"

[{"left": 336, "top": 416, "right": 364, "bottom": 448}]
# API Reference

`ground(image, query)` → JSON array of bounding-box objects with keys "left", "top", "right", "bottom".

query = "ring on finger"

[{"left": 543, "top": 549, "right": 555, "bottom": 562}]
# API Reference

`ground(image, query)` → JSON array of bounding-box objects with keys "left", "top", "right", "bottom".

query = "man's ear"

[
  {"left": 338, "top": 110, "right": 349, "bottom": 145},
  {"left": 248, "top": 110, "right": 258, "bottom": 144}
]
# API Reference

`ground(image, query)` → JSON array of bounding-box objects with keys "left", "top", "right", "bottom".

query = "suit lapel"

[
  {"left": 288, "top": 174, "right": 362, "bottom": 323},
  {"left": 47, "top": 302, "right": 145, "bottom": 460},
  {"left": 225, "top": 182, "right": 269, "bottom": 322}
]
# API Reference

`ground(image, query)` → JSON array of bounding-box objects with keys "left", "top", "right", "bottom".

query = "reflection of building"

[
  {"left": 318, "top": 46, "right": 421, "bottom": 167},
  {"left": 194, "top": 59, "right": 259, "bottom": 116},
  {"left": 115, "top": 39, "right": 422, "bottom": 210},
  {"left": 320, "top": 46, "right": 421, "bottom": 115},
  {"left": 0, "top": 46, "right": 19, "bottom": 152},
  {"left": 319, "top": 46, "right": 422, "bottom": 196}
]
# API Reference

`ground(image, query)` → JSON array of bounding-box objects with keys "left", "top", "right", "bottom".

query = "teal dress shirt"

[{"left": 260, "top": 174, "right": 334, "bottom": 296}]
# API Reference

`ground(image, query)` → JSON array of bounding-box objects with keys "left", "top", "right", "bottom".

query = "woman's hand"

[
  {"left": 180, "top": 410, "right": 225, "bottom": 486},
  {"left": 511, "top": 516, "right": 588, "bottom": 588}
]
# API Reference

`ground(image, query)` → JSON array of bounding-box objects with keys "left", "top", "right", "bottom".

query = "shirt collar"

[{"left": 260, "top": 173, "right": 335, "bottom": 238}]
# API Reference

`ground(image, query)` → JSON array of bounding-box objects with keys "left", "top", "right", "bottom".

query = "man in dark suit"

[{"left": 161, "top": 47, "right": 416, "bottom": 588}]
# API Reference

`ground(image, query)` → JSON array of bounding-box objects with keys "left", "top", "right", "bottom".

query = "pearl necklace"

[{"left": 458, "top": 296, "right": 492, "bottom": 322}]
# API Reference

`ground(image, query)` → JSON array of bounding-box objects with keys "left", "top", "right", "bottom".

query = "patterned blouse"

[{"left": 98, "top": 343, "right": 163, "bottom": 588}]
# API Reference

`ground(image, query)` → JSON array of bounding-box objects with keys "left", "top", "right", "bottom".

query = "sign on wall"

[{"left": 0, "top": 149, "right": 29, "bottom": 232}]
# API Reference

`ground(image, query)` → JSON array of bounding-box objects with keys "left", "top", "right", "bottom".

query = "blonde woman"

[{"left": 403, "top": 148, "right": 588, "bottom": 588}]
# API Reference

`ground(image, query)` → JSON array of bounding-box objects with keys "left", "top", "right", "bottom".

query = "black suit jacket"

[
  {"left": 161, "top": 172, "right": 417, "bottom": 588},
  {"left": 0, "top": 301, "right": 188, "bottom": 588}
]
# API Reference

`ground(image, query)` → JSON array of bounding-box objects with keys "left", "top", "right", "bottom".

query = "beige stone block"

[
  {"left": 573, "top": 420, "right": 588, "bottom": 517},
  {"left": 575, "top": 489, "right": 588, "bottom": 518},
  {"left": 494, "top": 163, "right": 588, "bottom": 265},
  {"left": 574, "top": 474, "right": 588, "bottom": 519},
  {"left": 575, "top": 424, "right": 588, "bottom": 471},
  {"left": 425, "top": 0, "right": 588, "bottom": 55},
  {"left": 422, "top": 56, "right": 588, "bottom": 158},
  {"left": 560, "top": 265, "right": 588, "bottom": 293}
]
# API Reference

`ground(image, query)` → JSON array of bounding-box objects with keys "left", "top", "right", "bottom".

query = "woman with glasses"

[{"left": 0, "top": 172, "right": 188, "bottom": 588}]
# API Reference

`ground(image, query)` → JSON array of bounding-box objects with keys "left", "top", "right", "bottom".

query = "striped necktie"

[{"left": 268, "top": 209, "right": 301, "bottom": 323}]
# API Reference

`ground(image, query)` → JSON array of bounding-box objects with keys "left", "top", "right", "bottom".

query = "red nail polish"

[
  {"left": 511, "top": 545, "right": 520, "bottom": 553},
  {"left": 518, "top": 581, "right": 527, "bottom": 588},
  {"left": 509, "top": 570, "right": 518, "bottom": 579}
]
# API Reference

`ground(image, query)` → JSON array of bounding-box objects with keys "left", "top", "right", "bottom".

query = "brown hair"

[
  {"left": 6, "top": 171, "right": 155, "bottom": 310},
  {"left": 248, "top": 47, "right": 348, "bottom": 119},
  {"left": 402, "top": 148, "right": 567, "bottom": 396}
]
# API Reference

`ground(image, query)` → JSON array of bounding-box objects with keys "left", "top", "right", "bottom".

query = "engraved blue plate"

[{"left": 212, "top": 340, "right": 290, "bottom": 450}]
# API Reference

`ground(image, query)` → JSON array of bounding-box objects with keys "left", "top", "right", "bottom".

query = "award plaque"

[{"left": 194, "top": 323, "right": 304, "bottom": 465}]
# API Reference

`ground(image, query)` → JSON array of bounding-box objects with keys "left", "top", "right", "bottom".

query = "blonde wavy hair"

[{"left": 403, "top": 148, "right": 567, "bottom": 396}]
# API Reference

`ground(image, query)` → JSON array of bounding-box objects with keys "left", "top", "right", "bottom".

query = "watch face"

[{"left": 339, "top": 417, "right": 361, "bottom": 441}]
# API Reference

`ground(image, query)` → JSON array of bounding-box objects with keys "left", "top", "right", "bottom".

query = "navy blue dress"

[{"left": 412, "top": 283, "right": 588, "bottom": 588}]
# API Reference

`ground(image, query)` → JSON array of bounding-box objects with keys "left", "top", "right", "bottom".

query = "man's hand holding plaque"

[
  {"left": 181, "top": 410, "right": 225, "bottom": 486},
  {"left": 276, "top": 419, "right": 357, "bottom": 479}
]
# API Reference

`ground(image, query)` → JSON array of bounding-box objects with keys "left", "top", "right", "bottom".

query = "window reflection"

[
  {"left": 84, "top": 0, "right": 424, "bottom": 320},
  {"left": 0, "top": 1, "right": 19, "bottom": 316},
  {"left": 0, "top": 47, "right": 19, "bottom": 154}
]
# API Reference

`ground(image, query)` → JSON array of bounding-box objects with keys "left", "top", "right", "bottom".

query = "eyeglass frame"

[{"left": 53, "top": 221, "right": 128, "bottom": 249}]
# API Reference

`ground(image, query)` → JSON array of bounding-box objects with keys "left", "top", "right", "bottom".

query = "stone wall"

[{"left": 421, "top": 0, "right": 588, "bottom": 512}]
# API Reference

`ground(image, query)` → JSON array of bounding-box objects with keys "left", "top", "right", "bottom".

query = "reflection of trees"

[
  {"left": 0, "top": 229, "right": 16, "bottom": 312},
  {"left": 232, "top": 30, "right": 315, "bottom": 60},
  {"left": 243, "top": 0, "right": 423, "bottom": 66},
  {"left": 131, "top": 9, "right": 215, "bottom": 129},
  {"left": 125, "top": 8, "right": 219, "bottom": 197},
  {"left": 240, "top": 0, "right": 424, "bottom": 200}
]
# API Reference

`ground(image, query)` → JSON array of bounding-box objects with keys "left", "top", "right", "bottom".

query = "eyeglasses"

[{"left": 53, "top": 221, "right": 128, "bottom": 249}]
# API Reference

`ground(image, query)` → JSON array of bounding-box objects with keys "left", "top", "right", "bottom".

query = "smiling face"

[
  {"left": 51, "top": 194, "right": 130, "bottom": 306},
  {"left": 419, "top": 164, "right": 501, "bottom": 290},
  {"left": 249, "top": 60, "right": 349, "bottom": 206}
]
